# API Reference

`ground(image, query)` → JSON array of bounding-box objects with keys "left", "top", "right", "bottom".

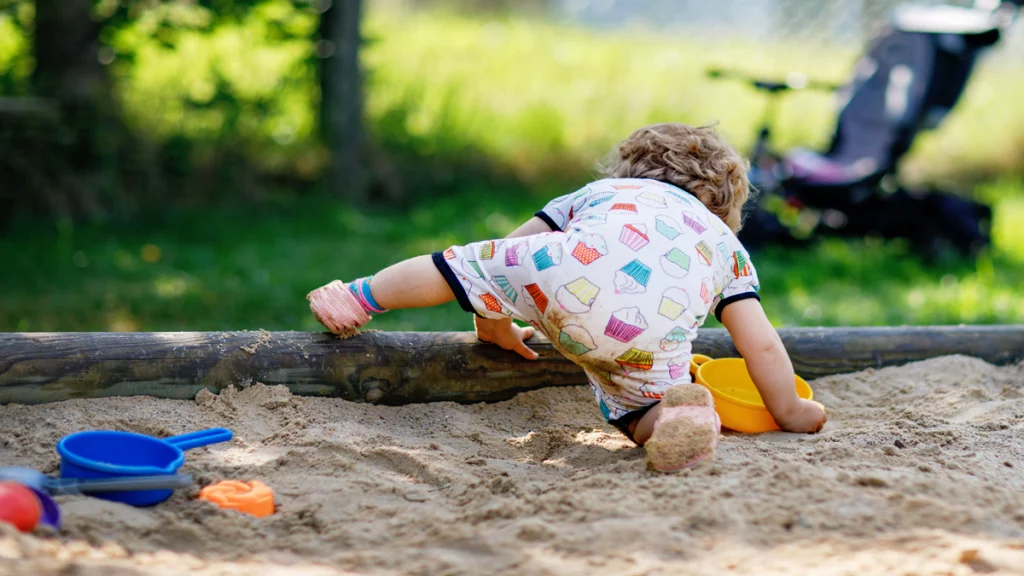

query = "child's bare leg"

[
  {"left": 308, "top": 255, "right": 454, "bottom": 334},
  {"left": 628, "top": 384, "right": 721, "bottom": 472},
  {"left": 628, "top": 405, "right": 663, "bottom": 445},
  {"left": 367, "top": 255, "right": 455, "bottom": 309}
]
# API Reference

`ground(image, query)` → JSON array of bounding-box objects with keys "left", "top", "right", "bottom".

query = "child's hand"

[
  {"left": 474, "top": 316, "right": 539, "bottom": 360},
  {"left": 776, "top": 399, "right": 828, "bottom": 434}
]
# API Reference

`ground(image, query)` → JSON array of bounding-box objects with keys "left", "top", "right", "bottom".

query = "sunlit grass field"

[{"left": 362, "top": 10, "right": 1024, "bottom": 184}]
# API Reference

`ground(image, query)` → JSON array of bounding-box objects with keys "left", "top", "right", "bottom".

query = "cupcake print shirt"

[{"left": 431, "top": 178, "right": 760, "bottom": 422}]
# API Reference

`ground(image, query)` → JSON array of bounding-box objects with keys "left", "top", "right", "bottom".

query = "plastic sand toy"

[
  {"left": 690, "top": 355, "right": 821, "bottom": 433},
  {"left": 0, "top": 482, "right": 46, "bottom": 532},
  {"left": 57, "top": 427, "right": 232, "bottom": 506},
  {"left": 199, "top": 480, "right": 275, "bottom": 517},
  {"left": 0, "top": 466, "right": 193, "bottom": 496}
]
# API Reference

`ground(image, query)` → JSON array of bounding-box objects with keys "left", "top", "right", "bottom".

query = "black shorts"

[{"left": 607, "top": 402, "right": 659, "bottom": 445}]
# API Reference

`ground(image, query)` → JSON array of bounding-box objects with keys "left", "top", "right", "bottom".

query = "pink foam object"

[
  {"left": 307, "top": 280, "right": 372, "bottom": 334},
  {"left": 650, "top": 405, "right": 721, "bottom": 472}
]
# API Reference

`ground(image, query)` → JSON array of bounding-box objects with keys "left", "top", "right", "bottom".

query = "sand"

[{"left": 1, "top": 354, "right": 1023, "bottom": 575}]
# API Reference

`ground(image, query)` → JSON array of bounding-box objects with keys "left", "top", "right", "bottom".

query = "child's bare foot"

[
  {"left": 307, "top": 280, "right": 372, "bottom": 335},
  {"left": 644, "top": 384, "right": 720, "bottom": 472}
]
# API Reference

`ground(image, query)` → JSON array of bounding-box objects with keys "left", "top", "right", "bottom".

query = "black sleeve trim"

[
  {"left": 714, "top": 292, "right": 761, "bottom": 323},
  {"left": 431, "top": 252, "right": 481, "bottom": 316},
  {"left": 534, "top": 211, "right": 562, "bottom": 232}
]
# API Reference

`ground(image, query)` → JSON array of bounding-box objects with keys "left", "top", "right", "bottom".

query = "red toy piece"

[{"left": 0, "top": 481, "right": 42, "bottom": 532}]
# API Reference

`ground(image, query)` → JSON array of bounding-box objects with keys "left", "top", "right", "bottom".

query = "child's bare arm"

[{"left": 720, "top": 298, "right": 826, "bottom": 433}]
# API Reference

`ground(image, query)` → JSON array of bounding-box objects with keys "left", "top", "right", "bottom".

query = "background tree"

[{"left": 319, "top": 0, "right": 368, "bottom": 202}]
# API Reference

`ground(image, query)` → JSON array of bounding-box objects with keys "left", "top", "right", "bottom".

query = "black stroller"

[{"left": 709, "top": 0, "right": 1023, "bottom": 258}]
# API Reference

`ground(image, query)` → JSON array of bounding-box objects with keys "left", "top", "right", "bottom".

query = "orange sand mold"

[{"left": 198, "top": 480, "right": 275, "bottom": 518}]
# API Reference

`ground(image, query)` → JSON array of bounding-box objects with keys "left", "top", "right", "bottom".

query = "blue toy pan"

[
  {"left": 57, "top": 428, "right": 232, "bottom": 507},
  {"left": 26, "top": 486, "right": 61, "bottom": 530}
]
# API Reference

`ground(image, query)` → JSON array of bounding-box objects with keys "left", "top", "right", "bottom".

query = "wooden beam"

[{"left": 1, "top": 326, "right": 1022, "bottom": 406}]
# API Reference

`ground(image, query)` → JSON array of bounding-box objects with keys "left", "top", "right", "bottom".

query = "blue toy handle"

[{"left": 164, "top": 428, "right": 233, "bottom": 451}]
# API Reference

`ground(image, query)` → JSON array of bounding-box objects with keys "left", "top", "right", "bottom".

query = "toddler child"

[{"left": 307, "top": 123, "right": 827, "bottom": 472}]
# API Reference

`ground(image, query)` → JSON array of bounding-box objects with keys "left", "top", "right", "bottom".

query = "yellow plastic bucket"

[{"left": 690, "top": 356, "right": 816, "bottom": 434}]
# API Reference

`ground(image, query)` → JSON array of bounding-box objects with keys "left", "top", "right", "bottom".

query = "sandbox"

[{"left": 1, "top": 351, "right": 1023, "bottom": 575}]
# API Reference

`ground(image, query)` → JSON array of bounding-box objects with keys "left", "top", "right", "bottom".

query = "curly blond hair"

[{"left": 599, "top": 123, "right": 751, "bottom": 232}]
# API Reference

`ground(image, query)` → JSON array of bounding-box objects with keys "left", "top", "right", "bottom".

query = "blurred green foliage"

[
  {"left": 0, "top": 2, "right": 31, "bottom": 94},
  {"left": 1, "top": 2, "right": 1023, "bottom": 331},
  {"left": 108, "top": 0, "right": 322, "bottom": 173}
]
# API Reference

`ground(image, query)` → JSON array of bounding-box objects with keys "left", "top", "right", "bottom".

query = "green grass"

[
  {"left": 0, "top": 185, "right": 551, "bottom": 332},
  {"left": 3, "top": 183, "right": 1023, "bottom": 332}
]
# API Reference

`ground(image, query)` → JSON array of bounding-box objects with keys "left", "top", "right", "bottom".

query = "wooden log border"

[{"left": 2, "top": 326, "right": 1022, "bottom": 406}]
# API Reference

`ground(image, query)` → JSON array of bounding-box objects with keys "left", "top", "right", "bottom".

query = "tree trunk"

[
  {"left": 33, "top": 0, "right": 107, "bottom": 106},
  {"left": 31, "top": 0, "right": 117, "bottom": 217},
  {"left": 320, "top": 0, "right": 368, "bottom": 203}
]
